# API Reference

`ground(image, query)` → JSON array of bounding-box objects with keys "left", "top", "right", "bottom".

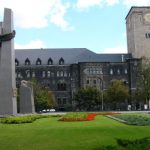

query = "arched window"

[
  {"left": 26, "top": 70, "right": 30, "bottom": 78},
  {"left": 32, "top": 71, "right": 35, "bottom": 78},
  {"left": 57, "top": 80, "right": 66, "bottom": 91},
  {"left": 15, "top": 59, "right": 19, "bottom": 66},
  {"left": 47, "top": 71, "right": 51, "bottom": 77},
  {"left": 110, "top": 69, "right": 113, "bottom": 75},
  {"left": 59, "top": 57, "right": 64, "bottom": 65},
  {"left": 36, "top": 58, "right": 42, "bottom": 65},
  {"left": 117, "top": 69, "right": 120, "bottom": 75},
  {"left": 48, "top": 58, "right": 53, "bottom": 65},
  {"left": 124, "top": 68, "right": 128, "bottom": 74},
  {"left": 25, "top": 58, "right": 30, "bottom": 65}
]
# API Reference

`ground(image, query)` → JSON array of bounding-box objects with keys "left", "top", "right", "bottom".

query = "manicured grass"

[{"left": 0, "top": 114, "right": 150, "bottom": 150}]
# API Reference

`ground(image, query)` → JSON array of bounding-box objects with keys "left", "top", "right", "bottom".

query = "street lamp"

[
  {"left": 96, "top": 76, "right": 104, "bottom": 111},
  {"left": 99, "top": 76, "right": 104, "bottom": 111}
]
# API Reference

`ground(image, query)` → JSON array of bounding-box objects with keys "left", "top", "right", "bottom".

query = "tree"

[
  {"left": 31, "top": 79, "right": 56, "bottom": 112},
  {"left": 73, "top": 86, "right": 102, "bottom": 111},
  {"left": 137, "top": 57, "right": 150, "bottom": 108},
  {"left": 106, "top": 80, "right": 129, "bottom": 110}
]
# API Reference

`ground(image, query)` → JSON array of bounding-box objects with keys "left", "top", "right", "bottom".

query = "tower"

[{"left": 126, "top": 7, "right": 150, "bottom": 58}]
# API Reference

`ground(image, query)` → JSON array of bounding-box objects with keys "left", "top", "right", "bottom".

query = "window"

[
  {"left": 15, "top": 59, "right": 19, "bottom": 66},
  {"left": 57, "top": 98, "right": 61, "bottom": 105},
  {"left": 57, "top": 81, "right": 66, "bottom": 91},
  {"left": 63, "top": 98, "right": 67, "bottom": 104},
  {"left": 32, "top": 71, "right": 35, "bottom": 77},
  {"left": 48, "top": 58, "right": 53, "bottom": 65},
  {"left": 25, "top": 58, "right": 30, "bottom": 65},
  {"left": 110, "top": 69, "right": 113, "bottom": 75},
  {"left": 86, "top": 80, "right": 89, "bottom": 84},
  {"left": 17, "top": 72, "right": 22, "bottom": 78},
  {"left": 125, "top": 68, "right": 128, "bottom": 74},
  {"left": 42, "top": 71, "right": 46, "bottom": 78},
  {"left": 36, "top": 58, "right": 42, "bottom": 65},
  {"left": 93, "top": 80, "right": 96, "bottom": 84},
  {"left": 60, "top": 71, "right": 63, "bottom": 77},
  {"left": 57, "top": 71, "right": 60, "bottom": 77},
  {"left": 59, "top": 57, "right": 64, "bottom": 65},
  {"left": 26, "top": 70, "right": 30, "bottom": 78},
  {"left": 145, "top": 33, "right": 150, "bottom": 38},
  {"left": 117, "top": 69, "right": 120, "bottom": 75},
  {"left": 64, "top": 71, "right": 67, "bottom": 77},
  {"left": 47, "top": 71, "right": 50, "bottom": 77}
]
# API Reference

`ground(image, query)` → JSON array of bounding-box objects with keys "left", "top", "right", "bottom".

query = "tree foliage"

[
  {"left": 73, "top": 86, "right": 102, "bottom": 111},
  {"left": 137, "top": 57, "right": 150, "bottom": 104},
  {"left": 106, "top": 80, "right": 129, "bottom": 109},
  {"left": 32, "top": 79, "right": 56, "bottom": 111}
]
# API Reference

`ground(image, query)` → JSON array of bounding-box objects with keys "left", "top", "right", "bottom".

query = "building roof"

[
  {"left": 125, "top": 6, "right": 150, "bottom": 20},
  {"left": 15, "top": 48, "right": 131, "bottom": 65}
]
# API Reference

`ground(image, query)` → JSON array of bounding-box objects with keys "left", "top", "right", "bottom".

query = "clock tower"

[{"left": 126, "top": 7, "right": 150, "bottom": 58}]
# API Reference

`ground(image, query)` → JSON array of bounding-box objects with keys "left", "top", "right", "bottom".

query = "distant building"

[{"left": 15, "top": 7, "right": 150, "bottom": 111}]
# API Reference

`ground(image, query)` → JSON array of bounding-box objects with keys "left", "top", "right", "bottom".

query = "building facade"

[
  {"left": 15, "top": 48, "right": 134, "bottom": 110},
  {"left": 15, "top": 7, "right": 150, "bottom": 111}
]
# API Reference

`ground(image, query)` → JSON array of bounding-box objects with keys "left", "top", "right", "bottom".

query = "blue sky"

[{"left": 0, "top": 0, "right": 150, "bottom": 54}]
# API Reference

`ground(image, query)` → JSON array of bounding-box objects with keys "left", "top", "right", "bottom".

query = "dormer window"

[
  {"left": 48, "top": 58, "right": 53, "bottom": 65},
  {"left": 59, "top": 57, "right": 64, "bottom": 65},
  {"left": 36, "top": 58, "right": 41, "bottom": 65},
  {"left": 25, "top": 58, "right": 30, "bottom": 65},
  {"left": 15, "top": 59, "right": 19, "bottom": 66}
]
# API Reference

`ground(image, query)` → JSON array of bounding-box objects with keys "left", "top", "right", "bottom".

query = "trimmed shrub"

[{"left": 0, "top": 115, "right": 50, "bottom": 124}]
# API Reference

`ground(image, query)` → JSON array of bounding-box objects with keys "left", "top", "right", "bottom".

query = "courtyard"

[{"left": 0, "top": 112, "right": 150, "bottom": 150}]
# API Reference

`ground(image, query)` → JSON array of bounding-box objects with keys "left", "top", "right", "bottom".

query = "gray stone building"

[
  {"left": 126, "top": 6, "right": 150, "bottom": 58},
  {"left": 15, "top": 48, "right": 133, "bottom": 110},
  {"left": 15, "top": 6, "right": 150, "bottom": 111}
]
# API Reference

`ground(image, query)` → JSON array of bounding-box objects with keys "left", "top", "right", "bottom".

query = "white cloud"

[
  {"left": 76, "top": 0, "right": 103, "bottom": 9},
  {"left": 15, "top": 40, "right": 46, "bottom": 49},
  {"left": 76, "top": 0, "right": 150, "bottom": 10},
  {"left": 105, "top": 0, "right": 119, "bottom": 6},
  {"left": 0, "top": 0, "right": 73, "bottom": 31},
  {"left": 122, "top": 0, "right": 150, "bottom": 6},
  {"left": 76, "top": 0, "right": 119, "bottom": 9},
  {"left": 102, "top": 45, "right": 127, "bottom": 53}
]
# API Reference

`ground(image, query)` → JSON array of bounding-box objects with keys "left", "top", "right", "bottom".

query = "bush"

[
  {"left": 0, "top": 115, "right": 50, "bottom": 124},
  {"left": 93, "top": 137, "right": 150, "bottom": 150}
]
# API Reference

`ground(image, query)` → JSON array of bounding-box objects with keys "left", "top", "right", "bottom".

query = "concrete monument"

[
  {"left": 20, "top": 80, "right": 35, "bottom": 114},
  {"left": 0, "top": 8, "right": 17, "bottom": 115}
]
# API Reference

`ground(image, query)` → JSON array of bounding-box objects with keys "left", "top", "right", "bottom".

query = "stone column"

[
  {"left": 20, "top": 80, "right": 35, "bottom": 114},
  {"left": 0, "top": 8, "right": 17, "bottom": 115}
]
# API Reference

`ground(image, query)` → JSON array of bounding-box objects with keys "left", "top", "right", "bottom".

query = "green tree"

[
  {"left": 106, "top": 80, "right": 129, "bottom": 110},
  {"left": 32, "top": 79, "right": 56, "bottom": 112},
  {"left": 73, "top": 86, "right": 102, "bottom": 111},
  {"left": 137, "top": 57, "right": 150, "bottom": 108}
]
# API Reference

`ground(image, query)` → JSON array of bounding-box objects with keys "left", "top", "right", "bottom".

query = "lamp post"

[
  {"left": 100, "top": 76, "right": 104, "bottom": 111},
  {"left": 97, "top": 76, "right": 104, "bottom": 111}
]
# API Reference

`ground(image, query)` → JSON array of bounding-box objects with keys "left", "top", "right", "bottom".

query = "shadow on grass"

[{"left": 93, "top": 137, "right": 150, "bottom": 150}]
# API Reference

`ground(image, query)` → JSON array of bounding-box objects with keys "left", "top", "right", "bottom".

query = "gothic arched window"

[
  {"left": 59, "top": 57, "right": 64, "bottom": 65},
  {"left": 48, "top": 58, "right": 53, "bottom": 65},
  {"left": 36, "top": 58, "right": 42, "bottom": 65},
  {"left": 25, "top": 58, "right": 30, "bottom": 65}
]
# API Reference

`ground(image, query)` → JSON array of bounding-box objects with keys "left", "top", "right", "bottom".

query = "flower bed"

[
  {"left": 58, "top": 113, "right": 97, "bottom": 122},
  {"left": 112, "top": 114, "right": 150, "bottom": 126}
]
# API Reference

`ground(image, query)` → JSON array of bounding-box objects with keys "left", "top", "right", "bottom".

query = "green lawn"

[{"left": 0, "top": 115, "right": 150, "bottom": 150}]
